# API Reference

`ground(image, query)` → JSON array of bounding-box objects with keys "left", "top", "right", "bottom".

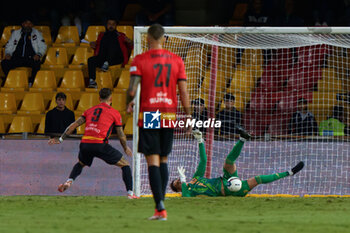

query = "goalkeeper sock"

[
  {"left": 255, "top": 172, "right": 289, "bottom": 184},
  {"left": 225, "top": 140, "right": 244, "bottom": 165},
  {"left": 121, "top": 166, "right": 133, "bottom": 192},
  {"left": 148, "top": 166, "right": 165, "bottom": 211},
  {"left": 69, "top": 162, "right": 83, "bottom": 180},
  {"left": 159, "top": 163, "right": 169, "bottom": 199}
]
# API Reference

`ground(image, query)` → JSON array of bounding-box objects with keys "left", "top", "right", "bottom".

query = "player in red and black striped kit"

[
  {"left": 49, "top": 88, "right": 138, "bottom": 199},
  {"left": 127, "top": 24, "right": 191, "bottom": 220}
]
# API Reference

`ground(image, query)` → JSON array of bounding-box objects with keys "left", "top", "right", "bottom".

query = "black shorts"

[
  {"left": 78, "top": 143, "right": 123, "bottom": 167},
  {"left": 138, "top": 128, "right": 174, "bottom": 156}
]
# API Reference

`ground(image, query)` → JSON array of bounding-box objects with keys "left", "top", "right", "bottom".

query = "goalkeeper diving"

[{"left": 170, "top": 129, "right": 304, "bottom": 197}]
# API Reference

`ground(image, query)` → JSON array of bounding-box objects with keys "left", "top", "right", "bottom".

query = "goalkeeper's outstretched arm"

[{"left": 193, "top": 130, "right": 207, "bottom": 177}]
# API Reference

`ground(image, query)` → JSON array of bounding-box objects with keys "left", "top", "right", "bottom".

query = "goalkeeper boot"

[
  {"left": 289, "top": 161, "right": 305, "bottom": 176},
  {"left": 58, "top": 180, "right": 73, "bottom": 192},
  {"left": 127, "top": 191, "right": 140, "bottom": 199},
  {"left": 192, "top": 129, "right": 203, "bottom": 143},
  {"left": 237, "top": 126, "right": 251, "bottom": 141},
  {"left": 148, "top": 209, "right": 167, "bottom": 221}
]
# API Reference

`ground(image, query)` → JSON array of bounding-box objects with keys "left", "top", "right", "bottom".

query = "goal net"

[{"left": 132, "top": 27, "right": 350, "bottom": 197}]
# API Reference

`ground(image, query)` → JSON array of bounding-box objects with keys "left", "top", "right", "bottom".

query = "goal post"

[{"left": 132, "top": 27, "right": 350, "bottom": 197}]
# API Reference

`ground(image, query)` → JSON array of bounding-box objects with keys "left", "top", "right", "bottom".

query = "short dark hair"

[
  {"left": 99, "top": 88, "right": 112, "bottom": 100},
  {"left": 170, "top": 180, "right": 177, "bottom": 192},
  {"left": 297, "top": 98, "right": 308, "bottom": 105},
  {"left": 147, "top": 24, "right": 165, "bottom": 40},
  {"left": 224, "top": 93, "right": 235, "bottom": 102},
  {"left": 55, "top": 92, "right": 66, "bottom": 100},
  {"left": 106, "top": 17, "right": 118, "bottom": 24}
]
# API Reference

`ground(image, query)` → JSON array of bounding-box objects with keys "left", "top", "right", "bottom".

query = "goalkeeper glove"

[
  {"left": 192, "top": 129, "right": 204, "bottom": 143},
  {"left": 177, "top": 166, "right": 187, "bottom": 183}
]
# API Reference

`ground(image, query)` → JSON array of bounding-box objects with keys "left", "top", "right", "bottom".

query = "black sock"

[
  {"left": 148, "top": 166, "right": 165, "bottom": 211},
  {"left": 121, "top": 166, "right": 133, "bottom": 192},
  {"left": 159, "top": 163, "right": 168, "bottom": 199},
  {"left": 69, "top": 162, "right": 83, "bottom": 180}
]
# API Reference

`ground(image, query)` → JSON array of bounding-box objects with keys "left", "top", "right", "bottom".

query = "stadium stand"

[
  {"left": 80, "top": 26, "right": 105, "bottom": 46},
  {"left": 74, "top": 92, "right": 100, "bottom": 116},
  {"left": 0, "top": 116, "right": 5, "bottom": 133},
  {"left": 34, "top": 26, "right": 52, "bottom": 46},
  {"left": 0, "top": 26, "right": 20, "bottom": 47},
  {"left": 0, "top": 92, "right": 17, "bottom": 114},
  {"left": 8, "top": 116, "right": 34, "bottom": 133}
]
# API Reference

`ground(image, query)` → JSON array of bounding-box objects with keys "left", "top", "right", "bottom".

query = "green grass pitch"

[{"left": 0, "top": 196, "right": 349, "bottom": 233}]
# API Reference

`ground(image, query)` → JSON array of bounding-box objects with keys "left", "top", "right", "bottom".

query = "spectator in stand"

[
  {"left": 136, "top": 0, "right": 175, "bottom": 26},
  {"left": 87, "top": 17, "right": 133, "bottom": 88},
  {"left": 45, "top": 92, "right": 76, "bottom": 137},
  {"left": 289, "top": 98, "right": 318, "bottom": 136},
  {"left": 1, "top": 18, "right": 47, "bottom": 86},
  {"left": 319, "top": 105, "right": 350, "bottom": 136},
  {"left": 215, "top": 93, "right": 242, "bottom": 137},
  {"left": 191, "top": 98, "right": 208, "bottom": 134},
  {"left": 275, "top": 0, "right": 304, "bottom": 26},
  {"left": 244, "top": 0, "right": 273, "bottom": 26}
]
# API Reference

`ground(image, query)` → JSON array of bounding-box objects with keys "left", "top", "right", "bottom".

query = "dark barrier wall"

[{"left": 1, "top": 140, "right": 350, "bottom": 196}]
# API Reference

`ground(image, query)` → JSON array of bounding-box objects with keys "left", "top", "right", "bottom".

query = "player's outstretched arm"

[
  {"left": 48, "top": 117, "right": 85, "bottom": 145},
  {"left": 126, "top": 75, "right": 141, "bottom": 113},
  {"left": 116, "top": 126, "right": 132, "bottom": 157},
  {"left": 192, "top": 129, "right": 207, "bottom": 177}
]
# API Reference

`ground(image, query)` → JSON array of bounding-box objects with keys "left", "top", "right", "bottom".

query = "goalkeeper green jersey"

[
  {"left": 181, "top": 176, "right": 223, "bottom": 197},
  {"left": 181, "top": 142, "right": 250, "bottom": 197}
]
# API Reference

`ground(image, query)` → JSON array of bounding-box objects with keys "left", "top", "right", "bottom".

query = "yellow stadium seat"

[
  {"left": 217, "top": 47, "right": 235, "bottom": 72},
  {"left": 17, "top": 93, "right": 45, "bottom": 115},
  {"left": 97, "top": 71, "right": 114, "bottom": 89},
  {"left": 57, "top": 70, "right": 85, "bottom": 101},
  {"left": 37, "top": 116, "right": 45, "bottom": 134},
  {"left": 0, "top": 93, "right": 17, "bottom": 114},
  {"left": 0, "top": 116, "right": 5, "bottom": 133},
  {"left": 74, "top": 92, "right": 100, "bottom": 116},
  {"left": 115, "top": 70, "right": 130, "bottom": 90},
  {"left": 81, "top": 26, "right": 105, "bottom": 45},
  {"left": 0, "top": 26, "right": 21, "bottom": 47},
  {"left": 328, "top": 47, "right": 350, "bottom": 74},
  {"left": 68, "top": 47, "right": 94, "bottom": 68},
  {"left": 309, "top": 92, "right": 337, "bottom": 124},
  {"left": 54, "top": 26, "right": 80, "bottom": 46},
  {"left": 1, "top": 70, "right": 29, "bottom": 92},
  {"left": 30, "top": 70, "right": 57, "bottom": 91},
  {"left": 200, "top": 70, "right": 229, "bottom": 106},
  {"left": 123, "top": 116, "right": 133, "bottom": 135},
  {"left": 58, "top": 70, "right": 85, "bottom": 91},
  {"left": 47, "top": 93, "right": 74, "bottom": 111},
  {"left": 117, "top": 25, "right": 133, "bottom": 40},
  {"left": 43, "top": 47, "right": 68, "bottom": 68},
  {"left": 318, "top": 78, "right": 343, "bottom": 92},
  {"left": 112, "top": 92, "right": 126, "bottom": 112},
  {"left": 34, "top": 26, "right": 52, "bottom": 46},
  {"left": 227, "top": 70, "right": 255, "bottom": 95},
  {"left": 9, "top": 116, "right": 34, "bottom": 133}
]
